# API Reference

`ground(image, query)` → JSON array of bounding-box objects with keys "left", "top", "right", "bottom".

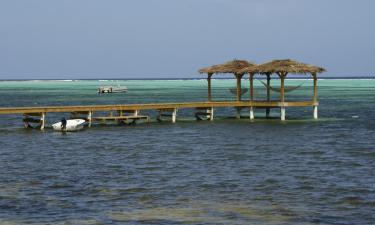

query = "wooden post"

[
  {"left": 279, "top": 72, "right": 286, "bottom": 102},
  {"left": 207, "top": 107, "right": 214, "bottom": 121},
  {"left": 235, "top": 74, "right": 243, "bottom": 119},
  {"left": 87, "top": 111, "right": 92, "bottom": 127},
  {"left": 249, "top": 73, "right": 255, "bottom": 120},
  {"left": 266, "top": 73, "right": 271, "bottom": 117},
  {"left": 40, "top": 112, "right": 45, "bottom": 130},
  {"left": 313, "top": 105, "right": 318, "bottom": 119},
  {"left": 280, "top": 107, "right": 286, "bottom": 121},
  {"left": 279, "top": 72, "right": 287, "bottom": 121},
  {"left": 207, "top": 73, "right": 213, "bottom": 102},
  {"left": 236, "top": 74, "right": 243, "bottom": 101},
  {"left": 236, "top": 107, "right": 241, "bottom": 119},
  {"left": 249, "top": 73, "right": 254, "bottom": 101},
  {"left": 172, "top": 108, "right": 177, "bottom": 123},
  {"left": 313, "top": 73, "right": 317, "bottom": 102},
  {"left": 157, "top": 110, "right": 162, "bottom": 122},
  {"left": 250, "top": 107, "right": 254, "bottom": 120},
  {"left": 23, "top": 114, "right": 29, "bottom": 128},
  {"left": 312, "top": 73, "right": 318, "bottom": 119}
]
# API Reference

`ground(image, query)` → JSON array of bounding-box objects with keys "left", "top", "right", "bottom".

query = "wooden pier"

[
  {"left": 0, "top": 100, "right": 318, "bottom": 130},
  {"left": 0, "top": 59, "right": 325, "bottom": 130}
]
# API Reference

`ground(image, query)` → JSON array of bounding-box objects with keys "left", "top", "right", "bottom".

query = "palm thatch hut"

[
  {"left": 239, "top": 59, "right": 326, "bottom": 119},
  {"left": 199, "top": 60, "right": 257, "bottom": 101}
]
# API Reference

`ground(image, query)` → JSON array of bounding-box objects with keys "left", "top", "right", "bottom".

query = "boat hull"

[{"left": 52, "top": 119, "right": 86, "bottom": 131}]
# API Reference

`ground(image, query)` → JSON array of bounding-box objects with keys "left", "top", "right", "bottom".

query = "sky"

[{"left": 0, "top": 0, "right": 374, "bottom": 79}]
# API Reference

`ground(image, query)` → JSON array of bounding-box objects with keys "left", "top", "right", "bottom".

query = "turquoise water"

[{"left": 0, "top": 79, "right": 374, "bottom": 224}]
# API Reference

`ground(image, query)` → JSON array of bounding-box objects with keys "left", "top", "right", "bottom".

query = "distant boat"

[
  {"left": 52, "top": 119, "right": 86, "bottom": 131},
  {"left": 98, "top": 86, "right": 128, "bottom": 94}
]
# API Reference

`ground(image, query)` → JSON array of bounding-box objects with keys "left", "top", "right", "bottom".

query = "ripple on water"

[{"left": 1, "top": 80, "right": 375, "bottom": 225}]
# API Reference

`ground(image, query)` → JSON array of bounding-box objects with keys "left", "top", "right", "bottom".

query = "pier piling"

[
  {"left": 313, "top": 106, "right": 318, "bottom": 119},
  {"left": 40, "top": 113, "right": 45, "bottom": 130},
  {"left": 250, "top": 107, "right": 254, "bottom": 120},
  {"left": 236, "top": 107, "right": 241, "bottom": 119},
  {"left": 280, "top": 107, "right": 286, "bottom": 121},
  {"left": 207, "top": 107, "right": 214, "bottom": 121}
]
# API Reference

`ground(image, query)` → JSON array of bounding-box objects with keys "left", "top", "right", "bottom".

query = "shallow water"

[{"left": 0, "top": 79, "right": 374, "bottom": 224}]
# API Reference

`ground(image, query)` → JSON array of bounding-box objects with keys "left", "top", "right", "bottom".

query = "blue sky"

[{"left": 0, "top": 0, "right": 374, "bottom": 79}]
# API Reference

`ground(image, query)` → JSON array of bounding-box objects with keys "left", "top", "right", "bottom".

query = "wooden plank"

[{"left": 0, "top": 101, "right": 318, "bottom": 115}]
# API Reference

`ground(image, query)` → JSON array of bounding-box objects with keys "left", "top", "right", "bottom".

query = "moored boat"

[
  {"left": 98, "top": 86, "right": 128, "bottom": 93},
  {"left": 52, "top": 119, "right": 86, "bottom": 131}
]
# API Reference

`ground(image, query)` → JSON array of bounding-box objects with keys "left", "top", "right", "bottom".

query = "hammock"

[
  {"left": 229, "top": 88, "right": 248, "bottom": 96},
  {"left": 258, "top": 80, "right": 305, "bottom": 93}
]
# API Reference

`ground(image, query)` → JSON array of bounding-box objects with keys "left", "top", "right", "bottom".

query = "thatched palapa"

[
  {"left": 199, "top": 60, "right": 257, "bottom": 102},
  {"left": 239, "top": 59, "right": 326, "bottom": 75},
  {"left": 199, "top": 60, "right": 257, "bottom": 75}
]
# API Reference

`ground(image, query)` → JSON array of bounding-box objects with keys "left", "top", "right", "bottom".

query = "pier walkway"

[{"left": 0, "top": 100, "right": 318, "bottom": 130}]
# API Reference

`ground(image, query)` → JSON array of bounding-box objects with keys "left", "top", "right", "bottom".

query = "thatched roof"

[
  {"left": 239, "top": 59, "right": 326, "bottom": 75},
  {"left": 199, "top": 60, "right": 257, "bottom": 75}
]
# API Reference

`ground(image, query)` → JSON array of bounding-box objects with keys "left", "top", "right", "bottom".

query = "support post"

[
  {"left": 313, "top": 106, "right": 318, "bottom": 119},
  {"left": 279, "top": 72, "right": 287, "bottom": 121},
  {"left": 235, "top": 74, "right": 243, "bottom": 101},
  {"left": 250, "top": 107, "right": 254, "bottom": 120},
  {"left": 40, "top": 112, "right": 45, "bottom": 130},
  {"left": 87, "top": 111, "right": 92, "bottom": 127},
  {"left": 280, "top": 107, "right": 286, "bottom": 121},
  {"left": 279, "top": 72, "right": 286, "bottom": 102},
  {"left": 134, "top": 110, "right": 139, "bottom": 116},
  {"left": 312, "top": 73, "right": 318, "bottom": 119},
  {"left": 172, "top": 108, "right": 177, "bottom": 123},
  {"left": 236, "top": 107, "right": 241, "bottom": 119},
  {"left": 23, "top": 114, "right": 29, "bottom": 128},
  {"left": 235, "top": 73, "right": 243, "bottom": 119},
  {"left": 157, "top": 110, "right": 162, "bottom": 122},
  {"left": 207, "top": 73, "right": 213, "bottom": 102},
  {"left": 207, "top": 107, "right": 214, "bottom": 121},
  {"left": 266, "top": 73, "right": 271, "bottom": 118},
  {"left": 313, "top": 73, "right": 317, "bottom": 102},
  {"left": 249, "top": 73, "right": 254, "bottom": 101}
]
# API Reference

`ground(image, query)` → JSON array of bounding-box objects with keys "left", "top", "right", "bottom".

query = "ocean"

[{"left": 0, "top": 78, "right": 374, "bottom": 224}]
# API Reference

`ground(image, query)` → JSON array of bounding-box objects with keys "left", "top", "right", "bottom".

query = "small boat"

[
  {"left": 98, "top": 86, "right": 128, "bottom": 94},
  {"left": 52, "top": 119, "right": 86, "bottom": 131}
]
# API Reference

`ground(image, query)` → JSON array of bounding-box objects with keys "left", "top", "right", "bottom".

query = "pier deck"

[
  {"left": 0, "top": 100, "right": 318, "bottom": 129},
  {"left": 0, "top": 101, "right": 317, "bottom": 114}
]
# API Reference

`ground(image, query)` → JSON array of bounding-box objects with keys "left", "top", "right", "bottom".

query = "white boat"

[
  {"left": 52, "top": 119, "right": 86, "bottom": 131},
  {"left": 98, "top": 86, "right": 128, "bottom": 93}
]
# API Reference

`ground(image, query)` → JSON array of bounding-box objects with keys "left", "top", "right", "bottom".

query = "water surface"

[{"left": 0, "top": 79, "right": 374, "bottom": 224}]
